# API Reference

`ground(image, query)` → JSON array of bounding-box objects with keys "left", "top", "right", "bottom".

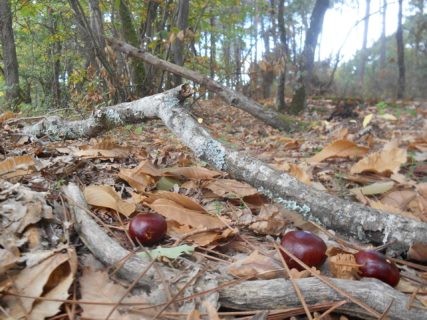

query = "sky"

[{"left": 319, "top": 0, "right": 407, "bottom": 62}]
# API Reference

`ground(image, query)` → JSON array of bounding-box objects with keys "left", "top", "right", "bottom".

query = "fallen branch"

[
  {"left": 106, "top": 37, "right": 298, "bottom": 132},
  {"left": 24, "top": 85, "right": 427, "bottom": 254}
]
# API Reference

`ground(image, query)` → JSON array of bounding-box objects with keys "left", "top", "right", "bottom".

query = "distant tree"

[
  {"left": 289, "top": 0, "right": 329, "bottom": 114},
  {"left": 380, "top": 0, "right": 387, "bottom": 69},
  {"left": 276, "top": 0, "right": 288, "bottom": 112},
  {"left": 360, "top": 0, "right": 371, "bottom": 90},
  {"left": 0, "top": 0, "right": 22, "bottom": 110},
  {"left": 396, "top": 0, "right": 405, "bottom": 98},
  {"left": 171, "top": 0, "right": 189, "bottom": 85}
]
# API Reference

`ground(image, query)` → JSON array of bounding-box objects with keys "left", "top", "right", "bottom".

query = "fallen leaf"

[
  {"left": 407, "top": 242, "right": 427, "bottom": 263},
  {"left": 363, "top": 114, "right": 373, "bottom": 127},
  {"left": 5, "top": 248, "right": 77, "bottom": 319},
  {"left": 0, "top": 248, "right": 18, "bottom": 275},
  {"left": 162, "top": 166, "right": 222, "bottom": 179},
  {"left": 381, "top": 190, "right": 417, "bottom": 211},
  {"left": 289, "top": 163, "right": 311, "bottom": 185},
  {"left": 84, "top": 185, "right": 136, "bottom": 216},
  {"left": 137, "top": 245, "right": 194, "bottom": 259},
  {"left": 80, "top": 268, "right": 146, "bottom": 319},
  {"left": 204, "top": 179, "right": 258, "bottom": 198},
  {"left": 350, "top": 181, "right": 395, "bottom": 195},
  {"left": 379, "top": 113, "right": 397, "bottom": 121},
  {"left": 249, "top": 205, "right": 287, "bottom": 235},
  {"left": 0, "top": 155, "right": 36, "bottom": 178},
  {"left": 350, "top": 140, "right": 407, "bottom": 175},
  {"left": 308, "top": 140, "right": 368, "bottom": 164},
  {"left": 329, "top": 253, "right": 358, "bottom": 280},
  {"left": 228, "top": 251, "right": 283, "bottom": 279},
  {"left": 149, "top": 198, "right": 223, "bottom": 228}
]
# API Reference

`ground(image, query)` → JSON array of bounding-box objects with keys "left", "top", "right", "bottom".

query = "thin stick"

[
  {"left": 273, "top": 242, "right": 313, "bottom": 320},
  {"left": 316, "top": 300, "right": 347, "bottom": 320},
  {"left": 277, "top": 245, "right": 382, "bottom": 318},
  {"left": 105, "top": 259, "right": 155, "bottom": 320}
]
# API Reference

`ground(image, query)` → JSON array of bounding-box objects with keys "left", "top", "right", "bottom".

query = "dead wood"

[
  {"left": 106, "top": 37, "right": 298, "bottom": 132},
  {"left": 24, "top": 85, "right": 427, "bottom": 254},
  {"left": 219, "top": 278, "right": 425, "bottom": 320}
]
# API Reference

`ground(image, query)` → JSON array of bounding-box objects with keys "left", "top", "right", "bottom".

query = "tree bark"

[
  {"left": 106, "top": 38, "right": 299, "bottom": 132},
  {"left": 0, "top": 0, "right": 22, "bottom": 110},
  {"left": 275, "top": 0, "right": 287, "bottom": 112},
  {"left": 23, "top": 85, "right": 427, "bottom": 255},
  {"left": 290, "top": 0, "right": 329, "bottom": 115},
  {"left": 360, "top": 0, "right": 371, "bottom": 91},
  {"left": 117, "top": 0, "right": 146, "bottom": 97},
  {"left": 379, "top": 0, "right": 387, "bottom": 69},
  {"left": 171, "top": 0, "right": 189, "bottom": 86},
  {"left": 396, "top": 0, "right": 405, "bottom": 99}
]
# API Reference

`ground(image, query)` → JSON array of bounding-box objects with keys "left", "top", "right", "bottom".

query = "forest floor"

[{"left": 0, "top": 96, "right": 426, "bottom": 319}]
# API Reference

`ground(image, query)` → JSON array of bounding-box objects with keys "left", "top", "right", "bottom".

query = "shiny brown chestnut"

[
  {"left": 354, "top": 250, "right": 400, "bottom": 287},
  {"left": 128, "top": 212, "right": 167, "bottom": 246},
  {"left": 280, "top": 230, "right": 327, "bottom": 271}
]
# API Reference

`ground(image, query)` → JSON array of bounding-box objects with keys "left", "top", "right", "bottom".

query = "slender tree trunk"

[
  {"left": 359, "top": 0, "right": 371, "bottom": 91},
  {"left": 379, "top": 0, "right": 387, "bottom": 69},
  {"left": 290, "top": 0, "right": 329, "bottom": 115},
  {"left": 209, "top": 16, "right": 216, "bottom": 98},
  {"left": 0, "top": 0, "right": 22, "bottom": 110},
  {"left": 117, "top": 0, "right": 145, "bottom": 97},
  {"left": 171, "top": 0, "right": 189, "bottom": 85},
  {"left": 396, "top": 0, "right": 405, "bottom": 99},
  {"left": 276, "top": 0, "right": 287, "bottom": 112}
]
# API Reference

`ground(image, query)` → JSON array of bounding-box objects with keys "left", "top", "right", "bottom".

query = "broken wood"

[
  {"left": 24, "top": 85, "right": 427, "bottom": 254},
  {"left": 106, "top": 37, "right": 298, "bottom": 132}
]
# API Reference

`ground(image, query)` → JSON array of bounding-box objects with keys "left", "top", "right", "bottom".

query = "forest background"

[{"left": 1, "top": 0, "right": 426, "bottom": 115}]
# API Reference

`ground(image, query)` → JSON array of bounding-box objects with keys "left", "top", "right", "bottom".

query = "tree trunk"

[
  {"left": 289, "top": 0, "right": 329, "bottom": 115},
  {"left": 0, "top": 0, "right": 22, "bottom": 110},
  {"left": 379, "top": 0, "right": 387, "bottom": 69},
  {"left": 171, "top": 0, "right": 189, "bottom": 85},
  {"left": 48, "top": 9, "right": 62, "bottom": 108},
  {"left": 359, "top": 0, "right": 371, "bottom": 91},
  {"left": 276, "top": 0, "right": 287, "bottom": 112},
  {"left": 117, "top": 0, "right": 145, "bottom": 97},
  {"left": 209, "top": 16, "right": 216, "bottom": 99},
  {"left": 396, "top": 0, "right": 405, "bottom": 99}
]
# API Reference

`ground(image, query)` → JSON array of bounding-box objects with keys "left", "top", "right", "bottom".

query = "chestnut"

[
  {"left": 128, "top": 212, "right": 167, "bottom": 246},
  {"left": 280, "top": 230, "right": 327, "bottom": 271},
  {"left": 354, "top": 250, "right": 400, "bottom": 287}
]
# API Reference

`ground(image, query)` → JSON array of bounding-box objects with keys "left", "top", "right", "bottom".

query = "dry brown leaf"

[
  {"left": 118, "top": 168, "right": 157, "bottom": 192},
  {"left": 0, "top": 248, "right": 19, "bottom": 275},
  {"left": 0, "top": 111, "right": 17, "bottom": 123},
  {"left": 74, "top": 138, "right": 130, "bottom": 158},
  {"left": 350, "top": 140, "right": 407, "bottom": 175},
  {"left": 289, "top": 163, "right": 312, "bottom": 185},
  {"left": 407, "top": 242, "right": 427, "bottom": 263},
  {"left": 84, "top": 185, "right": 136, "bottom": 216},
  {"left": 204, "top": 179, "right": 258, "bottom": 198},
  {"left": 381, "top": 190, "right": 417, "bottom": 211},
  {"left": 162, "top": 166, "right": 222, "bottom": 179},
  {"left": 249, "top": 204, "right": 287, "bottom": 235},
  {"left": 149, "top": 198, "right": 223, "bottom": 228},
  {"left": 4, "top": 248, "right": 77, "bottom": 319},
  {"left": 80, "top": 268, "right": 146, "bottom": 319},
  {"left": 186, "top": 228, "right": 235, "bottom": 246},
  {"left": 203, "top": 301, "right": 221, "bottom": 320},
  {"left": 308, "top": 139, "right": 368, "bottom": 164},
  {"left": 350, "top": 181, "right": 395, "bottom": 196},
  {"left": 228, "top": 251, "right": 283, "bottom": 280},
  {"left": 0, "top": 155, "right": 36, "bottom": 178},
  {"left": 146, "top": 191, "right": 207, "bottom": 212},
  {"left": 288, "top": 267, "right": 320, "bottom": 279},
  {"left": 329, "top": 253, "right": 358, "bottom": 280}
]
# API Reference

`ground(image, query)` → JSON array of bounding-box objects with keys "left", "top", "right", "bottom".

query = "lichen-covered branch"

[{"left": 26, "top": 85, "right": 427, "bottom": 253}]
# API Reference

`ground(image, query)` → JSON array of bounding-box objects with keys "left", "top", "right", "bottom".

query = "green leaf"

[
  {"left": 137, "top": 245, "right": 195, "bottom": 260},
  {"left": 157, "top": 177, "right": 180, "bottom": 191}
]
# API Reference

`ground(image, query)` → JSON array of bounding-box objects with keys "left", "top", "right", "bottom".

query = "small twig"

[
  {"left": 378, "top": 298, "right": 394, "bottom": 320},
  {"left": 273, "top": 242, "right": 313, "bottom": 320},
  {"left": 105, "top": 259, "right": 156, "bottom": 320},
  {"left": 316, "top": 300, "right": 347, "bottom": 320}
]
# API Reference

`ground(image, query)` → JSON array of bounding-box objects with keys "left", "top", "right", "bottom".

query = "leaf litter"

[{"left": 0, "top": 98, "right": 426, "bottom": 318}]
